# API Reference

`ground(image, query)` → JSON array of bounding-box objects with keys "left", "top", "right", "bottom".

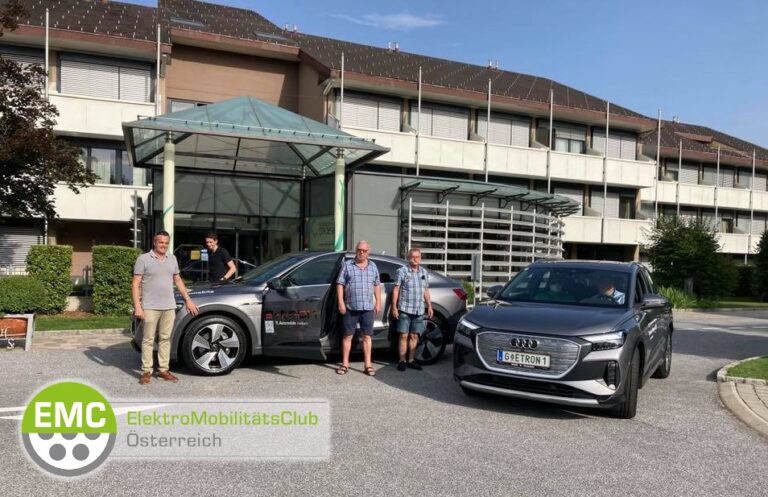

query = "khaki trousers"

[{"left": 141, "top": 309, "right": 176, "bottom": 374}]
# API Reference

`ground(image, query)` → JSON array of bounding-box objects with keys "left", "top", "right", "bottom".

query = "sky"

[{"left": 133, "top": 0, "right": 768, "bottom": 147}]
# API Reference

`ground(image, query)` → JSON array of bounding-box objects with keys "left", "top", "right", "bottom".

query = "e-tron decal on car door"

[{"left": 264, "top": 313, "right": 275, "bottom": 334}]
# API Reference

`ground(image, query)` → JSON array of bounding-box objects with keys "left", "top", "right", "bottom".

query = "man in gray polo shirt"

[{"left": 132, "top": 230, "right": 198, "bottom": 385}]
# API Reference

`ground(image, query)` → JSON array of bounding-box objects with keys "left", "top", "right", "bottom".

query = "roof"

[
  {"left": 640, "top": 120, "right": 768, "bottom": 165},
  {"left": 293, "top": 32, "right": 649, "bottom": 121},
  {"left": 399, "top": 177, "right": 581, "bottom": 216},
  {"left": 158, "top": 0, "right": 297, "bottom": 47},
  {"left": 15, "top": 0, "right": 161, "bottom": 42},
  {"left": 123, "top": 95, "right": 388, "bottom": 177}
]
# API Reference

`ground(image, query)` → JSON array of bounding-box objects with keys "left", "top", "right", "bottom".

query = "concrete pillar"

[
  {"left": 334, "top": 148, "right": 345, "bottom": 251},
  {"left": 162, "top": 133, "right": 175, "bottom": 252}
]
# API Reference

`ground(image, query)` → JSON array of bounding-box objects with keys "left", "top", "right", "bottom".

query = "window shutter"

[
  {"left": 377, "top": 98, "right": 401, "bottom": 131},
  {"left": 754, "top": 172, "right": 767, "bottom": 191},
  {"left": 0, "top": 227, "right": 42, "bottom": 267},
  {"left": 344, "top": 95, "right": 378, "bottom": 129},
  {"left": 409, "top": 102, "right": 433, "bottom": 136},
  {"left": 719, "top": 168, "right": 735, "bottom": 188},
  {"left": 430, "top": 104, "right": 468, "bottom": 140},
  {"left": 119, "top": 66, "right": 152, "bottom": 102},
  {"left": 702, "top": 166, "right": 717, "bottom": 185},
  {"left": 60, "top": 59, "right": 119, "bottom": 99},
  {"left": 679, "top": 163, "right": 699, "bottom": 184},
  {"left": 620, "top": 134, "right": 636, "bottom": 160}
]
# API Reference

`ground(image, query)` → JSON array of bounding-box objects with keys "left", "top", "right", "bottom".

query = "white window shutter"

[
  {"left": 377, "top": 99, "right": 401, "bottom": 131},
  {"left": 119, "top": 66, "right": 152, "bottom": 102}
]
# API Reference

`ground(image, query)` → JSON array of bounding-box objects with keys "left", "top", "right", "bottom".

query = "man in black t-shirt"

[{"left": 204, "top": 233, "right": 236, "bottom": 282}]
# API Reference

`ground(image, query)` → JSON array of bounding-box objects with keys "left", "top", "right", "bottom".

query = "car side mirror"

[
  {"left": 267, "top": 277, "right": 286, "bottom": 292},
  {"left": 641, "top": 294, "right": 667, "bottom": 309},
  {"left": 487, "top": 285, "right": 503, "bottom": 299}
]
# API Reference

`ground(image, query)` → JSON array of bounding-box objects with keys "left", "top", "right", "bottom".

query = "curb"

[
  {"left": 33, "top": 328, "right": 131, "bottom": 336},
  {"left": 717, "top": 356, "right": 768, "bottom": 439},
  {"left": 676, "top": 307, "right": 768, "bottom": 314}
]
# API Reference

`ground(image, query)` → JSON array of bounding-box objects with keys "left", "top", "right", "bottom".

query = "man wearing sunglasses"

[{"left": 335, "top": 240, "right": 381, "bottom": 376}]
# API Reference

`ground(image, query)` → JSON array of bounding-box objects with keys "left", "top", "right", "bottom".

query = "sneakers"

[
  {"left": 406, "top": 361, "right": 423, "bottom": 371},
  {"left": 139, "top": 372, "right": 152, "bottom": 385},
  {"left": 157, "top": 370, "right": 179, "bottom": 382},
  {"left": 397, "top": 361, "right": 407, "bottom": 371}
]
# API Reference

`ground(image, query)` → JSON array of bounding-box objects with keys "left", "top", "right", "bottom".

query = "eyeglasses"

[{"left": 356, "top": 248, "right": 369, "bottom": 253}]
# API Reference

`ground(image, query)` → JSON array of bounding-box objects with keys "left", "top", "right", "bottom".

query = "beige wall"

[
  {"left": 53, "top": 221, "right": 133, "bottom": 277},
  {"left": 297, "top": 63, "right": 326, "bottom": 123},
  {"left": 165, "top": 44, "right": 299, "bottom": 110}
]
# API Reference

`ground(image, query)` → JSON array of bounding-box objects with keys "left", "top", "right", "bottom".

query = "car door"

[
  {"left": 261, "top": 253, "right": 343, "bottom": 359},
  {"left": 640, "top": 268, "right": 666, "bottom": 370},
  {"left": 633, "top": 269, "right": 661, "bottom": 374}
]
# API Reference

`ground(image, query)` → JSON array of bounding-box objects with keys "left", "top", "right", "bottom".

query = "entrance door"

[{"left": 261, "top": 253, "right": 343, "bottom": 359}]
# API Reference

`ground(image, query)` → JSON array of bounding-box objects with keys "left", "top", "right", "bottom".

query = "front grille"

[
  {"left": 476, "top": 331, "right": 580, "bottom": 378},
  {"left": 468, "top": 374, "right": 596, "bottom": 400}
]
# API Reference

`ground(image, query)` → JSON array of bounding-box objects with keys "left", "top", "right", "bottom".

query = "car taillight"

[{"left": 453, "top": 288, "right": 467, "bottom": 300}]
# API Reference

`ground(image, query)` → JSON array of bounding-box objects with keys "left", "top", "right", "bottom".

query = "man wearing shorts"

[
  {"left": 391, "top": 248, "right": 433, "bottom": 371},
  {"left": 335, "top": 240, "right": 381, "bottom": 376}
]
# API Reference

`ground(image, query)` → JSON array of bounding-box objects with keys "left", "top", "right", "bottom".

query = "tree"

[
  {"left": 753, "top": 231, "right": 768, "bottom": 301},
  {"left": 644, "top": 216, "right": 735, "bottom": 298},
  {"left": 0, "top": 0, "right": 95, "bottom": 220}
]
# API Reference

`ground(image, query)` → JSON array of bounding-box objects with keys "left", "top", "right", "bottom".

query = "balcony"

[
  {"left": 605, "top": 157, "right": 656, "bottom": 188},
  {"left": 718, "top": 233, "right": 757, "bottom": 254},
  {"left": 679, "top": 183, "right": 716, "bottom": 206},
  {"left": 562, "top": 216, "right": 652, "bottom": 245},
  {"left": 418, "top": 135, "right": 485, "bottom": 172},
  {"left": 340, "top": 126, "right": 416, "bottom": 165},
  {"left": 50, "top": 93, "right": 156, "bottom": 139},
  {"left": 549, "top": 151, "right": 603, "bottom": 184},
  {"left": 752, "top": 190, "right": 768, "bottom": 212},
  {"left": 717, "top": 187, "right": 752, "bottom": 210},
  {"left": 486, "top": 143, "right": 547, "bottom": 178},
  {"left": 53, "top": 184, "right": 151, "bottom": 222}
]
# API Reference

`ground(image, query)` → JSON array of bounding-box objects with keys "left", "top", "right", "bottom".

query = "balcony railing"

[
  {"left": 562, "top": 216, "right": 652, "bottom": 245},
  {"left": 53, "top": 184, "right": 151, "bottom": 222},
  {"left": 50, "top": 93, "right": 156, "bottom": 139}
]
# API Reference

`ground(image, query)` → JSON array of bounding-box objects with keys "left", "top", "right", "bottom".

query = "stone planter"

[{"left": 0, "top": 313, "right": 34, "bottom": 351}]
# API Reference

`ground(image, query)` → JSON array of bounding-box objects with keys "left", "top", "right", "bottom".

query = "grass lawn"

[
  {"left": 35, "top": 314, "right": 130, "bottom": 331},
  {"left": 728, "top": 356, "right": 768, "bottom": 381},
  {"left": 716, "top": 298, "right": 768, "bottom": 309}
]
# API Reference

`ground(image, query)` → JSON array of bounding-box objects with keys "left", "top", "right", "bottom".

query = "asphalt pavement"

[{"left": 1, "top": 311, "right": 767, "bottom": 496}]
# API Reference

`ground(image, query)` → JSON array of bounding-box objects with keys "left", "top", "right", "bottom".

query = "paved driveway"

[{"left": 2, "top": 311, "right": 767, "bottom": 496}]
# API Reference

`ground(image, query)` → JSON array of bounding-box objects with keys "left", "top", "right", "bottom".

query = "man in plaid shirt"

[
  {"left": 335, "top": 240, "right": 381, "bottom": 376},
  {"left": 391, "top": 247, "right": 433, "bottom": 371}
]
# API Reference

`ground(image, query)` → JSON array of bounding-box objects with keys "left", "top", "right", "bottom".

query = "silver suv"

[
  {"left": 453, "top": 260, "right": 673, "bottom": 419},
  {"left": 133, "top": 251, "right": 467, "bottom": 375}
]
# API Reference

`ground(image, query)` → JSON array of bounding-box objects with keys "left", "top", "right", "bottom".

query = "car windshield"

[
  {"left": 496, "top": 266, "right": 630, "bottom": 308},
  {"left": 240, "top": 253, "right": 308, "bottom": 284}
]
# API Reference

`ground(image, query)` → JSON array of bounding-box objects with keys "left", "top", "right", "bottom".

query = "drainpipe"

[
  {"left": 547, "top": 88, "right": 553, "bottom": 193},
  {"left": 654, "top": 109, "right": 661, "bottom": 219},
  {"left": 162, "top": 133, "right": 175, "bottom": 251},
  {"left": 484, "top": 78, "right": 491, "bottom": 183},
  {"left": 44, "top": 9, "right": 49, "bottom": 101},
  {"left": 601, "top": 101, "right": 609, "bottom": 243},
  {"left": 416, "top": 66, "right": 422, "bottom": 176}
]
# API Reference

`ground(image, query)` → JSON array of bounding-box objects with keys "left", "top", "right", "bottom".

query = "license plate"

[{"left": 496, "top": 349, "right": 550, "bottom": 369}]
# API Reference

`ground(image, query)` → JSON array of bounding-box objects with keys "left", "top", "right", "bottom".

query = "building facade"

[{"left": 1, "top": 0, "right": 766, "bottom": 283}]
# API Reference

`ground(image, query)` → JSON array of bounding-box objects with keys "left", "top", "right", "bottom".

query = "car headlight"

[
  {"left": 582, "top": 331, "right": 626, "bottom": 351},
  {"left": 456, "top": 317, "right": 480, "bottom": 337}
]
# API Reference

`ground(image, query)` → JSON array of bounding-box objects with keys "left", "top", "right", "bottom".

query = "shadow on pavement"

[{"left": 674, "top": 328, "right": 768, "bottom": 363}]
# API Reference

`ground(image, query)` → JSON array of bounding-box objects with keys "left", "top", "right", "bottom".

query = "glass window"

[
  {"left": 168, "top": 100, "right": 197, "bottom": 113},
  {"left": 286, "top": 254, "right": 340, "bottom": 286},
  {"left": 120, "top": 150, "right": 147, "bottom": 186},
  {"left": 89, "top": 148, "right": 117, "bottom": 184},
  {"left": 663, "top": 160, "right": 679, "bottom": 181},
  {"left": 498, "top": 266, "right": 629, "bottom": 307},
  {"left": 619, "top": 195, "right": 636, "bottom": 219},
  {"left": 370, "top": 259, "right": 403, "bottom": 284}
]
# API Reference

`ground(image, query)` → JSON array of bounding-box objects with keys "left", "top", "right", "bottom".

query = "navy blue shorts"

[{"left": 342, "top": 310, "right": 375, "bottom": 336}]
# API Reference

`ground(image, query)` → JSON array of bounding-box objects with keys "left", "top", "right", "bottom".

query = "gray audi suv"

[
  {"left": 132, "top": 251, "right": 467, "bottom": 376},
  {"left": 453, "top": 260, "right": 673, "bottom": 418}
]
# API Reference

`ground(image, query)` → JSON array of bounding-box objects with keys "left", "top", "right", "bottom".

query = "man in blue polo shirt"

[
  {"left": 335, "top": 240, "right": 381, "bottom": 376},
  {"left": 391, "top": 248, "right": 433, "bottom": 371}
]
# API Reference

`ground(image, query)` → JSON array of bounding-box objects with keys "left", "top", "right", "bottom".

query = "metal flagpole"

[
  {"left": 156, "top": 24, "right": 161, "bottom": 116},
  {"left": 601, "top": 102, "right": 609, "bottom": 243},
  {"left": 416, "top": 66, "right": 422, "bottom": 176},
  {"left": 547, "top": 88, "right": 553, "bottom": 193},
  {"left": 749, "top": 149, "right": 756, "bottom": 260},
  {"left": 654, "top": 109, "right": 661, "bottom": 219},
  {"left": 44, "top": 9, "right": 49, "bottom": 101},
  {"left": 484, "top": 78, "right": 491, "bottom": 182},
  {"left": 339, "top": 52, "right": 344, "bottom": 126},
  {"left": 676, "top": 140, "right": 682, "bottom": 216},
  {"left": 334, "top": 52, "right": 346, "bottom": 251},
  {"left": 714, "top": 146, "right": 720, "bottom": 231}
]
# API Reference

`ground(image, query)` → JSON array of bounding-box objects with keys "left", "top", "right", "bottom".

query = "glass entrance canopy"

[{"left": 123, "top": 96, "right": 388, "bottom": 177}]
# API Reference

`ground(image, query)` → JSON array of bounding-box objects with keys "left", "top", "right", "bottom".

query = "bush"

[
  {"left": 0, "top": 276, "right": 47, "bottom": 314},
  {"left": 754, "top": 231, "right": 768, "bottom": 301},
  {"left": 658, "top": 286, "right": 697, "bottom": 309},
  {"left": 92, "top": 245, "right": 141, "bottom": 315},
  {"left": 26, "top": 245, "right": 73, "bottom": 314},
  {"left": 736, "top": 265, "right": 757, "bottom": 298},
  {"left": 463, "top": 280, "right": 475, "bottom": 303}
]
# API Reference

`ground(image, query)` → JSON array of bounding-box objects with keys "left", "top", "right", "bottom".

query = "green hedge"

[
  {"left": 0, "top": 276, "right": 47, "bottom": 314},
  {"left": 92, "top": 245, "right": 141, "bottom": 315},
  {"left": 26, "top": 245, "right": 73, "bottom": 314}
]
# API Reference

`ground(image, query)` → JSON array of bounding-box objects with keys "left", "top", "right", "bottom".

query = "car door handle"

[{"left": 305, "top": 297, "right": 322, "bottom": 302}]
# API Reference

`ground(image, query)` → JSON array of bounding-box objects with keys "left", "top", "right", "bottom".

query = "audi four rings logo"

[{"left": 510, "top": 337, "right": 539, "bottom": 349}]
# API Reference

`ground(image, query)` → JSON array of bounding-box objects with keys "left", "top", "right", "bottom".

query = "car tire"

[
  {"left": 415, "top": 315, "right": 448, "bottom": 365},
  {"left": 181, "top": 315, "right": 247, "bottom": 376},
  {"left": 612, "top": 346, "right": 640, "bottom": 419},
  {"left": 651, "top": 332, "right": 672, "bottom": 379}
]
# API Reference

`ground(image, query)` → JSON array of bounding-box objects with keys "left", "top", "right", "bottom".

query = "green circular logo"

[{"left": 21, "top": 381, "right": 117, "bottom": 477}]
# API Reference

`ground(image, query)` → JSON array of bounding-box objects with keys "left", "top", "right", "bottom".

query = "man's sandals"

[{"left": 335, "top": 365, "right": 376, "bottom": 376}]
